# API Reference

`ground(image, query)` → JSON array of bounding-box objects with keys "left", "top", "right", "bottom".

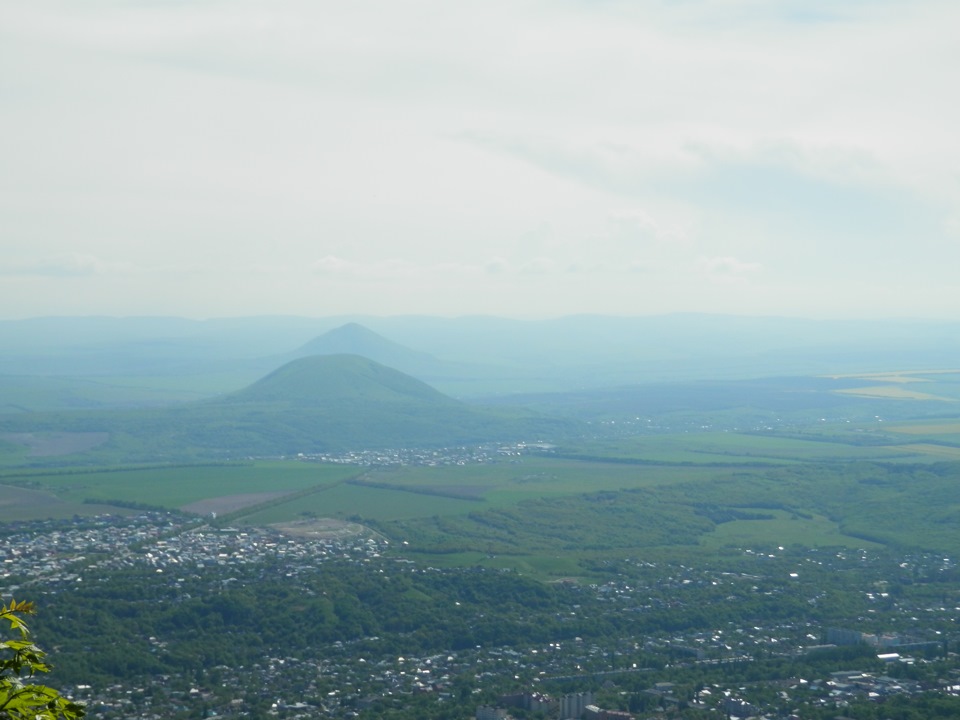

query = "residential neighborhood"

[{"left": 4, "top": 510, "right": 960, "bottom": 719}]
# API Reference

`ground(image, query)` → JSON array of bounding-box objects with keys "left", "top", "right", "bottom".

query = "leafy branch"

[{"left": 0, "top": 600, "right": 85, "bottom": 720}]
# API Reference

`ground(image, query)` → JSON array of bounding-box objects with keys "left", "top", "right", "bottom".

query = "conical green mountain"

[
  {"left": 178, "top": 354, "right": 571, "bottom": 455},
  {"left": 0, "top": 354, "right": 576, "bottom": 462},
  {"left": 222, "top": 354, "right": 457, "bottom": 406}
]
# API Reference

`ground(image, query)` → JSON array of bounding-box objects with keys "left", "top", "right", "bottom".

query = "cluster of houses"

[
  {"left": 2, "top": 511, "right": 389, "bottom": 594},
  {"left": 5, "top": 512, "right": 960, "bottom": 719},
  {"left": 290, "top": 442, "right": 535, "bottom": 467},
  {"left": 1, "top": 512, "right": 182, "bottom": 592},
  {"left": 479, "top": 690, "right": 634, "bottom": 720}
]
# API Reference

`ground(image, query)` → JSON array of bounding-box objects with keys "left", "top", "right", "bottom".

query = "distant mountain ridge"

[{"left": 3, "top": 314, "right": 960, "bottom": 405}]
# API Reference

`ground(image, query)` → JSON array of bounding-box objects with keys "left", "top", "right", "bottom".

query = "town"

[{"left": 4, "top": 511, "right": 960, "bottom": 720}]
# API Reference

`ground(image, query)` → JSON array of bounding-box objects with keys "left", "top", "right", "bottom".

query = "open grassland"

[
  {"left": 707, "top": 420, "right": 960, "bottom": 464},
  {"left": 0, "top": 461, "right": 357, "bottom": 510},
  {"left": 0, "top": 483, "right": 135, "bottom": 522},
  {"left": 883, "top": 420, "right": 960, "bottom": 450},
  {"left": 834, "top": 385, "right": 952, "bottom": 401},
  {"left": 825, "top": 369, "right": 960, "bottom": 402},
  {"left": 0, "top": 431, "right": 109, "bottom": 457},
  {"left": 699, "top": 509, "right": 883, "bottom": 550},
  {"left": 317, "top": 462, "right": 738, "bottom": 541},
  {"left": 2, "top": 432, "right": 959, "bottom": 579},
  {"left": 0, "top": 437, "right": 29, "bottom": 467},
  {"left": 888, "top": 443, "right": 960, "bottom": 460},
  {"left": 558, "top": 432, "right": 912, "bottom": 463},
  {"left": 0, "top": 483, "right": 68, "bottom": 520},
  {"left": 0, "top": 371, "right": 258, "bottom": 413},
  {"left": 354, "top": 458, "right": 722, "bottom": 506},
  {"left": 85, "top": 370, "right": 260, "bottom": 397},
  {"left": 0, "top": 425, "right": 938, "bottom": 525},
  {"left": 361, "top": 460, "right": 960, "bottom": 575},
  {"left": 871, "top": 419, "right": 960, "bottom": 458},
  {"left": 237, "top": 481, "right": 480, "bottom": 524},
  {"left": 886, "top": 421, "right": 960, "bottom": 435},
  {"left": 827, "top": 369, "right": 960, "bottom": 382}
]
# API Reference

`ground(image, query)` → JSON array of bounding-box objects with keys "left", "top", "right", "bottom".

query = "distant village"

[{"left": 288, "top": 441, "right": 552, "bottom": 467}]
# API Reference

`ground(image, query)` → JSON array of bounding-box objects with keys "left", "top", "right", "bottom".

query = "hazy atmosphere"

[
  {"left": 6, "top": 6, "right": 960, "bottom": 717},
  {"left": 2, "top": 0, "right": 958, "bottom": 320}
]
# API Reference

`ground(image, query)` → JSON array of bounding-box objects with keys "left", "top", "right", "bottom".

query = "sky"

[{"left": 1, "top": 0, "right": 958, "bottom": 320}]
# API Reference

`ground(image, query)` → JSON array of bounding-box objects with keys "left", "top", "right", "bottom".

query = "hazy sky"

[{"left": 2, "top": 0, "right": 958, "bottom": 320}]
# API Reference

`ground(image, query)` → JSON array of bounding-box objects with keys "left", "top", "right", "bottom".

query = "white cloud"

[
  {"left": 698, "top": 255, "right": 762, "bottom": 277},
  {"left": 0, "top": 253, "right": 133, "bottom": 277},
  {"left": 313, "top": 256, "right": 358, "bottom": 275},
  {"left": 1, "top": 0, "right": 958, "bottom": 319}
]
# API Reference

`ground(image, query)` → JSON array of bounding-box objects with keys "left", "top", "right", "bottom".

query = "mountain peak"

[
  {"left": 222, "top": 354, "right": 458, "bottom": 406},
  {"left": 290, "top": 324, "right": 439, "bottom": 375}
]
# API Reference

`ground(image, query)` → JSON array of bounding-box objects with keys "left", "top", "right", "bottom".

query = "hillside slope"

[
  {"left": 0, "top": 355, "right": 575, "bottom": 463},
  {"left": 221, "top": 354, "right": 458, "bottom": 406}
]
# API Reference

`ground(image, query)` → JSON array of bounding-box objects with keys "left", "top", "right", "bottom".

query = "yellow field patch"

[
  {"left": 825, "top": 369, "right": 959, "bottom": 402},
  {"left": 890, "top": 443, "right": 960, "bottom": 459},
  {"left": 826, "top": 369, "right": 960, "bottom": 382},
  {"left": 834, "top": 386, "right": 951, "bottom": 401},
  {"left": 824, "top": 369, "right": 960, "bottom": 382},
  {"left": 835, "top": 374, "right": 928, "bottom": 384}
]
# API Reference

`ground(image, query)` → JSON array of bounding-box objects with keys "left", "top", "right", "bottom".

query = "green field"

[
  {"left": 3, "top": 410, "right": 960, "bottom": 576},
  {"left": 826, "top": 369, "right": 960, "bottom": 402},
  {"left": 357, "top": 459, "right": 722, "bottom": 502},
  {"left": 0, "top": 482, "right": 136, "bottom": 522},
  {"left": 0, "top": 462, "right": 358, "bottom": 519},
  {"left": 556, "top": 431, "right": 914, "bottom": 463},
  {"left": 890, "top": 443, "right": 960, "bottom": 459},
  {"left": 0, "top": 371, "right": 258, "bottom": 414},
  {"left": 699, "top": 509, "right": 883, "bottom": 550},
  {"left": 886, "top": 421, "right": 960, "bottom": 435},
  {"left": 237, "top": 481, "right": 482, "bottom": 524}
]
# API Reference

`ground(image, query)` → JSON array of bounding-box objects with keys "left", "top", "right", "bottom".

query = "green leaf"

[{"left": 0, "top": 599, "right": 84, "bottom": 720}]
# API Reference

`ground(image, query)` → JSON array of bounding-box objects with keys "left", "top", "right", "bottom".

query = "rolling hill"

[
  {"left": 6, "top": 314, "right": 960, "bottom": 406},
  {"left": 279, "top": 323, "right": 511, "bottom": 396},
  {"left": 188, "top": 354, "right": 572, "bottom": 455},
  {"left": 221, "top": 354, "right": 458, "bottom": 406},
  {"left": 0, "top": 355, "right": 575, "bottom": 464}
]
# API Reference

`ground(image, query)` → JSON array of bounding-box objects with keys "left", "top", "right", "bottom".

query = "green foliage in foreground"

[{"left": 0, "top": 600, "right": 84, "bottom": 720}]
